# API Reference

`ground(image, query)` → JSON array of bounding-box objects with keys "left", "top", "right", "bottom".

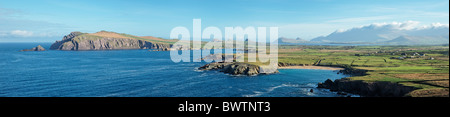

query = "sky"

[{"left": 0, "top": 0, "right": 449, "bottom": 42}]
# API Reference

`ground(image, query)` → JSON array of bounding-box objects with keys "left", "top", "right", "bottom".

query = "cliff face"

[
  {"left": 318, "top": 78, "right": 418, "bottom": 97},
  {"left": 50, "top": 31, "right": 172, "bottom": 51}
]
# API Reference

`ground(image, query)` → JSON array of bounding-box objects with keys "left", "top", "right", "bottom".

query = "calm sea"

[{"left": 0, "top": 43, "right": 351, "bottom": 97}]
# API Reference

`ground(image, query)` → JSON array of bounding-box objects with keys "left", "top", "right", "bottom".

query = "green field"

[
  {"left": 244, "top": 45, "right": 449, "bottom": 97},
  {"left": 276, "top": 45, "right": 449, "bottom": 97}
]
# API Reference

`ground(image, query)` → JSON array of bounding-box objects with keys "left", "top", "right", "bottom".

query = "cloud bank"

[
  {"left": 311, "top": 21, "right": 449, "bottom": 43},
  {"left": 9, "top": 30, "right": 34, "bottom": 37}
]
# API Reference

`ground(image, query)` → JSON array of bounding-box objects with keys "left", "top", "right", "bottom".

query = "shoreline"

[{"left": 278, "top": 66, "right": 344, "bottom": 70}]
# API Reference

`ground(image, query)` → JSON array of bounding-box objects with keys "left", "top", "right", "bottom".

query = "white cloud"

[
  {"left": 0, "top": 30, "right": 65, "bottom": 38},
  {"left": 278, "top": 23, "right": 359, "bottom": 40},
  {"left": 362, "top": 21, "right": 420, "bottom": 30},
  {"left": 10, "top": 30, "right": 34, "bottom": 37},
  {"left": 0, "top": 32, "right": 7, "bottom": 37},
  {"left": 418, "top": 22, "right": 450, "bottom": 29},
  {"left": 327, "top": 16, "right": 393, "bottom": 23},
  {"left": 311, "top": 21, "right": 449, "bottom": 42}
]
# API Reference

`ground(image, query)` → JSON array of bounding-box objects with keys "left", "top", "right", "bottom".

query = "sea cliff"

[
  {"left": 50, "top": 31, "right": 172, "bottom": 51},
  {"left": 318, "top": 78, "right": 417, "bottom": 97},
  {"left": 317, "top": 66, "right": 417, "bottom": 97}
]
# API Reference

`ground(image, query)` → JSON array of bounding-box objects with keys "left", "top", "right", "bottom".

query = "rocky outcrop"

[
  {"left": 199, "top": 62, "right": 278, "bottom": 76},
  {"left": 337, "top": 66, "right": 369, "bottom": 76},
  {"left": 317, "top": 78, "right": 418, "bottom": 97},
  {"left": 21, "top": 45, "right": 46, "bottom": 51},
  {"left": 50, "top": 32, "right": 172, "bottom": 51},
  {"left": 278, "top": 62, "right": 312, "bottom": 67},
  {"left": 200, "top": 54, "right": 239, "bottom": 62}
]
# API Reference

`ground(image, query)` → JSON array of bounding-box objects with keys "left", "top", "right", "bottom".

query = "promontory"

[{"left": 50, "top": 31, "right": 175, "bottom": 51}]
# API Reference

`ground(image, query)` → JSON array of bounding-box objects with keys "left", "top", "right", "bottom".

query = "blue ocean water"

[{"left": 0, "top": 43, "right": 350, "bottom": 97}]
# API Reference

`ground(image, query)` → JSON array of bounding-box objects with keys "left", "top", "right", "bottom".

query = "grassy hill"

[{"left": 86, "top": 31, "right": 178, "bottom": 44}]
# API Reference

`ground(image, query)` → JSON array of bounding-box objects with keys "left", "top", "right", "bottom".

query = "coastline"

[{"left": 278, "top": 66, "right": 344, "bottom": 70}]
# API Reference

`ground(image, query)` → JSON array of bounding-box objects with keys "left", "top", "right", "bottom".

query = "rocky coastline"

[
  {"left": 317, "top": 66, "right": 417, "bottom": 97},
  {"left": 279, "top": 62, "right": 418, "bottom": 97},
  {"left": 317, "top": 78, "right": 418, "bottom": 97}
]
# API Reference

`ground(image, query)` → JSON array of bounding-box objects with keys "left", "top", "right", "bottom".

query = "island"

[
  {"left": 20, "top": 45, "right": 46, "bottom": 51},
  {"left": 50, "top": 31, "right": 174, "bottom": 51}
]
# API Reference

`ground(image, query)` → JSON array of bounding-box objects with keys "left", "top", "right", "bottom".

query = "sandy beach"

[{"left": 278, "top": 66, "right": 344, "bottom": 70}]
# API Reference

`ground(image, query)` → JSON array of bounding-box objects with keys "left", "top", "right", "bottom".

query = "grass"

[
  {"left": 244, "top": 45, "right": 449, "bottom": 97},
  {"left": 74, "top": 31, "right": 177, "bottom": 45}
]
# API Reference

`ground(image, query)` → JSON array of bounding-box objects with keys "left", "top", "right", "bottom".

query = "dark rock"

[
  {"left": 337, "top": 91, "right": 347, "bottom": 95},
  {"left": 310, "top": 89, "right": 314, "bottom": 93},
  {"left": 338, "top": 66, "right": 368, "bottom": 76},
  {"left": 317, "top": 79, "right": 334, "bottom": 89},
  {"left": 317, "top": 78, "right": 418, "bottom": 97},
  {"left": 317, "top": 82, "right": 325, "bottom": 88},
  {"left": 21, "top": 45, "right": 46, "bottom": 51}
]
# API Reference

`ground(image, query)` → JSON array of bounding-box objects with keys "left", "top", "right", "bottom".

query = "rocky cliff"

[
  {"left": 318, "top": 78, "right": 417, "bottom": 97},
  {"left": 199, "top": 62, "right": 278, "bottom": 76},
  {"left": 50, "top": 31, "right": 172, "bottom": 51},
  {"left": 316, "top": 66, "right": 416, "bottom": 97}
]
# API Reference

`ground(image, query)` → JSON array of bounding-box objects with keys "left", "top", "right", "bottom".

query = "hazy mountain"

[
  {"left": 383, "top": 35, "right": 449, "bottom": 45},
  {"left": 277, "top": 37, "right": 308, "bottom": 44},
  {"left": 310, "top": 21, "right": 449, "bottom": 45}
]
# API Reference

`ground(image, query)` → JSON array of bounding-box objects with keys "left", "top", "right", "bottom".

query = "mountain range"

[
  {"left": 277, "top": 37, "right": 309, "bottom": 44},
  {"left": 309, "top": 22, "right": 449, "bottom": 45}
]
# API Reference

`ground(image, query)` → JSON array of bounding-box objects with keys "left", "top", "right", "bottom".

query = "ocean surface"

[{"left": 0, "top": 43, "right": 352, "bottom": 97}]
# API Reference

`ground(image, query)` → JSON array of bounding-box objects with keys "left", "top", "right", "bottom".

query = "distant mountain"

[
  {"left": 310, "top": 21, "right": 449, "bottom": 45},
  {"left": 277, "top": 37, "right": 308, "bottom": 44},
  {"left": 383, "top": 35, "right": 449, "bottom": 45}
]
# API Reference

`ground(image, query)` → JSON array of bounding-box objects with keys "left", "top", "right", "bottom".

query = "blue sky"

[{"left": 0, "top": 0, "right": 448, "bottom": 42}]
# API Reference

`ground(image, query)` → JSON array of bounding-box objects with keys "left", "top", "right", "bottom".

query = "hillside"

[
  {"left": 384, "top": 35, "right": 449, "bottom": 45},
  {"left": 50, "top": 31, "right": 174, "bottom": 50}
]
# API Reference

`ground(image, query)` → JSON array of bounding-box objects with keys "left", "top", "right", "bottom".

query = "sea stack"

[{"left": 21, "top": 45, "right": 46, "bottom": 51}]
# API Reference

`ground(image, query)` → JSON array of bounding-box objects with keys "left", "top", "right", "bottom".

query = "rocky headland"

[
  {"left": 278, "top": 62, "right": 418, "bottom": 97},
  {"left": 317, "top": 66, "right": 417, "bottom": 97},
  {"left": 317, "top": 78, "right": 418, "bottom": 97},
  {"left": 50, "top": 31, "right": 172, "bottom": 51},
  {"left": 198, "top": 62, "right": 279, "bottom": 76}
]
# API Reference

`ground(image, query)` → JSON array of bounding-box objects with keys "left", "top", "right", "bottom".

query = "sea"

[{"left": 0, "top": 43, "right": 352, "bottom": 97}]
